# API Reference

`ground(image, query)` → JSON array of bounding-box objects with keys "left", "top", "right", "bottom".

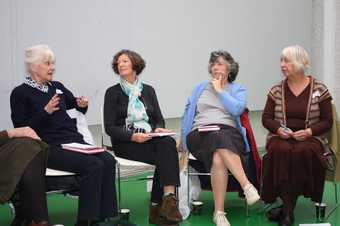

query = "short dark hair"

[
  {"left": 208, "top": 50, "right": 239, "bottom": 82},
  {"left": 112, "top": 49, "right": 146, "bottom": 75}
]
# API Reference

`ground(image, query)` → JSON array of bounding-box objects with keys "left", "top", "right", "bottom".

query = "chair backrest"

[
  {"left": 100, "top": 106, "right": 113, "bottom": 150},
  {"left": 326, "top": 104, "right": 340, "bottom": 182},
  {"left": 67, "top": 108, "right": 95, "bottom": 145}
]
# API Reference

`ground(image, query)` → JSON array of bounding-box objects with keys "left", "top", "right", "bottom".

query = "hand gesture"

[
  {"left": 76, "top": 96, "right": 89, "bottom": 108},
  {"left": 292, "top": 128, "right": 312, "bottom": 141},
  {"left": 277, "top": 127, "right": 293, "bottom": 139},
  {"left": 131, "top": 133, "right": 152, "bottom": 143},
  {"left": 211, "top": 73, "right": 228, "bottom": 92},
  {"left": 44, "top": 94, "right": 60, "bottom": 114},
  {"left": 7, "top": 127, "right": 41, "bottom": 140}
]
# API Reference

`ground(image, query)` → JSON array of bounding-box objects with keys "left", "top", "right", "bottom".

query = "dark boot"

[
  {"left": 10, "top": 215, "right": 26, "bottom": 226},
  {"left": 266, "top": 205, "right": 283, "bottom": 222},
  {"left": 74, "top": 220, "right": 95, "bottom": 226},
  {"left": 27, "top": 221, "right": 51, "bottom": 226},
  {"left": 159, "top": 194, "right": 182, "bottom": 223},
  {"left": 279, "top": 211, "right": 294, "bottom": 226}
]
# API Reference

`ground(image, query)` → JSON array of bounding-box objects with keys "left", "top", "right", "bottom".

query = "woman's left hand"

[
  {"left": 76, "top": 96, "right": 89, "bottom": 108},
  {"left": 292, "top": 128, "right": 312, "bottom": 141},
  {"left": 154, "top": 128, "right": 172, "bottom": 133}
]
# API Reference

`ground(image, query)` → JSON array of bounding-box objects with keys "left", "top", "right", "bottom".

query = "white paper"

[{"left": 148, "top": 132, "right": 176, "bottom": 137}]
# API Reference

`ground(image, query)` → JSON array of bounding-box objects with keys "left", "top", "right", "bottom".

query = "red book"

[{"left": 61, "top": 143, "right": 105, "bottom": 154}]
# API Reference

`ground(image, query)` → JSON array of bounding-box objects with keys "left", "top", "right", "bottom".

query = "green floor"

[{"left": 1, "top": 177, "right": 339, "bottom": 226}]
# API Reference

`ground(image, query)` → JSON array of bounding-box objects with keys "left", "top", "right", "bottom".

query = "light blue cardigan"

[{"left": 180, "top": 81, "right": 250, "bottom": 152}]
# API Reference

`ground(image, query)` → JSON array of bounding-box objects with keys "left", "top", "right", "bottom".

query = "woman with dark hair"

[
  {"left": 262, "top": 45, "right": 333, "bottom": 226},
  {"left": 180, "top": 50, "right": 260, "bottom": 226},
  {"left": 0, "top": 127, "right": 50, "bottom": 226},
  {"left": 104, "top": 49, "right": 182, "bottom": 226},
  {"left": 10, "top": 44, "right": 117, "bottom": 226}
]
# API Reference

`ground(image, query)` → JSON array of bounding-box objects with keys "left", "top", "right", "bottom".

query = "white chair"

[{"left": 101, "top": 107, "right": 154, "bottom": 210}]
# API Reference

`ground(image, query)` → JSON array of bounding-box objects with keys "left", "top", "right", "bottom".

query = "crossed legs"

[{"left": 210, "top": 148, "right": 250, "bottom": 212}]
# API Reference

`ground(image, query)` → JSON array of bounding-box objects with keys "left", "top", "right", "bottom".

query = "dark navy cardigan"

[{"left": 10, "top": 81, "right": 87, "bottom": 145}]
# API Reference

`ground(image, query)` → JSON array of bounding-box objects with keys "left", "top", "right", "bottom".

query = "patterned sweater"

[{"left": 266, "top": 76, "right": 332, "bottom": 145}]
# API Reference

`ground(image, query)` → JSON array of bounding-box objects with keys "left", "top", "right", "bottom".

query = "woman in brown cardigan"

[
  {"left": 0, "top": 127, "right": 50, "bottom": 226},
  {"left": 261, "top": 45, "right": 333, "bottom": 226}
]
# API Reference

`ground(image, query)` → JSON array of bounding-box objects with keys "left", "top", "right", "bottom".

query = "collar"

[{"left": 24, "top": 77, "right": 51, "bottom": 93}]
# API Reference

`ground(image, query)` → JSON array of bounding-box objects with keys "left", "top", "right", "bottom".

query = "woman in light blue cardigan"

[{"left": 180, "top": 50, "right": 260, "bottom": 226}]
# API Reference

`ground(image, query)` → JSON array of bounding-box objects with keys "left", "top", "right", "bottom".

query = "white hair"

[
  {"left": 281, "top": 45, "right": 310, "bottom": 73},
  {"left": 24, "top": 44, "right": 55, "bottom": 71}
]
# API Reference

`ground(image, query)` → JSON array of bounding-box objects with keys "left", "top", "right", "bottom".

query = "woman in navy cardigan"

[{"left": 10, "top": 44, "right": 117, "bottom": 226}]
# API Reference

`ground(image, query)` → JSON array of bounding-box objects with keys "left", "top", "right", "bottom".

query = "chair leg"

[
  {"left": 8, "top": 202, "right": 16, "bottom": 218},
  {"left": 323, "top": 182, "right": 338, "bottom": 220},
  {"left": 116, "top": 162, "right": 121, "bottom": 211},
  {"left": 187, "top": 169, "right": 191, "bottom": 209},
  {"left": 245, "top": 200, "right": 249, "bottom": 217}
]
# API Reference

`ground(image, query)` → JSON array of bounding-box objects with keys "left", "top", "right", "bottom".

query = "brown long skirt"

[{"left": 262, "top": 136, "right": 327, "bottom": 203}]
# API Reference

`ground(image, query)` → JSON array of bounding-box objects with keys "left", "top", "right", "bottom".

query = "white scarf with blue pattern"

[{"left": 119, "top": 77, "right": 152, "bottom": 133}]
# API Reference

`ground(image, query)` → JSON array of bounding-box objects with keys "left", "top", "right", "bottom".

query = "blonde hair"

[
  {"left": 24, "top": 44, "right": 55, "bottom": 71},
  {"left": 281, "top": 45, "right": 310, "bottom": 73}
]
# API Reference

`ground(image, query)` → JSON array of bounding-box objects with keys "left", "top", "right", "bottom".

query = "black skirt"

[{"left": 187, "top": 124, "right": 247, "bottom": 172}]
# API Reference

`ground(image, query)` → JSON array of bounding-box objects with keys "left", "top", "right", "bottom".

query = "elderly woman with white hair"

[
  {"left": 262, "top": 45, "right": 333, "bottom": 226},
  {"left": 10, "top": 44, "right": 117, "bottom": 226}
]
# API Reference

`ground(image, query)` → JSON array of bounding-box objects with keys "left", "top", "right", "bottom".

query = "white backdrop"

[{"left": 0, "top": 0, "right": 313, "bottom": 127}]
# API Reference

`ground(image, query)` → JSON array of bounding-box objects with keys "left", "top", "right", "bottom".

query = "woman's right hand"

[
  {"left": 131, "top": 133, "right": 152, "bottom": 143},
  {"left": 277, "top": 127, "right": 292, "bottom": 139},
  {"left": 44, "top": 94, "right": 60, "bottom": 114},
  {"left": 7, "top": 127, "right": 41, "bottom": 140}
]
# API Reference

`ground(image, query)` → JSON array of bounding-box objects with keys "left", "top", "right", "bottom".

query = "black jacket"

[{"left": 104, "top": 83, "right": 165, "bottom": 146}]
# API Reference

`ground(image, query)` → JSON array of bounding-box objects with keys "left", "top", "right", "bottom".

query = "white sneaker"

[
  {"left": 213, "top": 211, "right": 231, "bottom": 226},
  {"left": 243, "top": 183, "right": 260, "bottom": 205}
]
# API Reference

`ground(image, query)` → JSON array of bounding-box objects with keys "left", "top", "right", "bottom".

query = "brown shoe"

[
  {"left": 159, "top": 194, "right": 182, "bottom": 223},
  {"left": 149, "top": 205, "right": 160, "bottom": 224}
]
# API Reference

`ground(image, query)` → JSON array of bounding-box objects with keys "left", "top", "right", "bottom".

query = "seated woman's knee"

[
  {"left": 11, "top": 137, "right": 44, "bottom": 152},
  {"left": 85, "top": 157, "right": 106, "bottom": 174},
  {"left": 156, "top": 136, "right": 176, "bottom": 146},
  {"left": 212, "top": 151, "right": 224, "bottom": 167},
  {"left": 267, "top": 140, "right": 291, "bottom": 154}
]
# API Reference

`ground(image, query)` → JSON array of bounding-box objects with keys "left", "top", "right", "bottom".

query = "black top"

[
  {"left": 10, "top": 81, "right": 87, "bottom": 145},
  {"left": 104, "top": 83, "right": 165, "bottom": 146}
]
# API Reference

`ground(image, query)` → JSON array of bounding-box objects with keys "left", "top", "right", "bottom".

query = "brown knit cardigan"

[{"left": 266, "top": 76, "right": 332, "bottom": 146}]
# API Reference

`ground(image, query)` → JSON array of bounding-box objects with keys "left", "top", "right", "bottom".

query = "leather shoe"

[
  {"left": 159, "top": 194, "right": 182, "bottom": 223},
  {"left": 266, "top": 205, "right": 283, "bottom": 222},
  {"left": 149, "top": 205, "right": 179, "bottom": 226}
]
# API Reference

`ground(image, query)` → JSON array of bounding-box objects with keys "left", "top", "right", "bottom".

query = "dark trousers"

[
  {"left": 15, "top": 150, "right": 49, "bottom": 223},
  {"left": 47, "top": 146, "right": 117, "bottom": 220},
  {"left": 114, "top": 136, "right": 180, "bottom": 203}
]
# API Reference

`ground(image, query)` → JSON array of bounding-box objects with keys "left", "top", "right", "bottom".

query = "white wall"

[{"left": 1, "top": 0, "right": 313, "bottom": 127}]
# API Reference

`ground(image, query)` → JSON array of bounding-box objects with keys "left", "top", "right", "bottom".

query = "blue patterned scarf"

[{"left": 119, "top": 77, "right": 152, "bottom": 133}]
